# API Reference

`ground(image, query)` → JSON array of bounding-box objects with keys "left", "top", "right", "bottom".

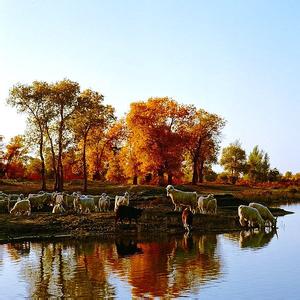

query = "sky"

[{"left": 0, "top": 0, "right": 299, "bottom": 173}]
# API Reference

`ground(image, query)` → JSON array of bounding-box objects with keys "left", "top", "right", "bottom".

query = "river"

[{"left": 0, "top": 204, "right": 299, "bottom": 299}]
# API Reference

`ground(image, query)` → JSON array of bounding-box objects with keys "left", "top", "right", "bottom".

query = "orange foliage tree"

[
  {"left": 25, "top": 158, "right": 42, "bottom": 180},
  {"left": 3, "top": 135, "right": 28, "bottom": 179},
  {"left": 118, "top": 136, "right": 142, "bottom": 184},
  {"left": 70, "top": 89, "right": 115, "bottom": 192},
  {"left": 126, "top": 97, "right": 192, "bottom": 185},
  {"left": 184, "top": 109, "right": 225, "bottom": 184},
  {"left": 104, "top": 120, "right": 128, "bottom": 183},
  {"left": 86, "top": 120, "right": 126, "bottom": 182}
]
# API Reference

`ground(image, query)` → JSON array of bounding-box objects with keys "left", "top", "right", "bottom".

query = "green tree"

[
  {"left": 247, "top": 145, "right": 270, "bottom": 182},
  {"left": 220, "top": 141, "right": 247, "bottom": 183},
  {"left": 284, "top": 171, "right": 292, "bottom": 179},
  {"left": 268, "top": 168, "right": 281, "bottom": 182},
  {"left": 204, "top": 167, "right": 218, "bottom": 182}
]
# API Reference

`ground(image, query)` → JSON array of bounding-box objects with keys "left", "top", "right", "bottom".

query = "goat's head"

[{"left": 166, "top": 185, "right": 174, "bottom": 196}]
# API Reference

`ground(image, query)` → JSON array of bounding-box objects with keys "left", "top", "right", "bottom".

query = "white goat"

[
  {"left": 114, "top": 192, "right": 130, "bottom": 212},
  {"left": 198, "top": 194, "right": 216, "bottom": 214},
  {"left": 28, "top": 193, "right": 48, "bottom": 210},
  {"left": 55, "top": 194, "right": 64, "bottom": 205},
  {"left": 166, "top": 185, "right": 198, "bottom": 213},
  {"left": 206, "top": 198, "right": 217, "bottom": 215},
  {"left": 87, "top": 195, "right": 103, "bottom": 212},
  {"left": 10, "top": 199, "right": 31, "bottom": 216},
  {"left": 249, "top": 202, "right": 277, "bottom": 228},
  {"left": 99, "top": 193, "right": 111, "bottom": 212},
  {"left": 238, "top": 205, "right": 265, "bottom": 229},
  {"left": 73, "top": 195, "right": 95, "bottom": 213},
  {"left": 52, "top": 203, "right": 65, "bottom": 214}
]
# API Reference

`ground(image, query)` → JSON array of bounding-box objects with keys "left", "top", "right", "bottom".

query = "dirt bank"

[{"left": 0, "top": 195, "right": 292, "bottom": 243}]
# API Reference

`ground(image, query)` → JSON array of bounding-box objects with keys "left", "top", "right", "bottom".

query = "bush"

[
  {"left": 217, "top": 172, "right": 229, "bottom": 184},
  {"left": 204, "top": 170, "right": 217, "bottom": 182},
  {"left": 287, "top": 187, "right": 298, "bottom": 194}
]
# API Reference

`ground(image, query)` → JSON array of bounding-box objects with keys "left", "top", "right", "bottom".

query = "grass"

[
  {"left": 0, "top": 179, "right": 300, "bottom": 204},
  {"left": 237, "top": 188, "right": 300, "bottom": 204}
]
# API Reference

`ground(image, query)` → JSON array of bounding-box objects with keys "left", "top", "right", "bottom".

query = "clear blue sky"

[{"left": 0, "top": 0, "right": 299, "bottom": 173}]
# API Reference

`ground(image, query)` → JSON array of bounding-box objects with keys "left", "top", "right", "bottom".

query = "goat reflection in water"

[
  {"left": 115, "top": 238, "right": 143, "bottom": 257},
  {"left": 224, "top": 227, "right": 277, "bottom": 250}
]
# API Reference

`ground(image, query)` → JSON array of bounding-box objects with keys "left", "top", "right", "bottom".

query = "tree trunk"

[
  {"left": 39, "top": 131, "right": 46, "bottom": 191},
  {"left": 198, "top": 160, "right": 204, "bottom": 183},
  {"left": 192, "top": 139, "right": 202, "bottom": 185},
  {"left": 57, "top": 141, "right": 63, "bottom": 191},
  {"left": 145, "top": 173, "right": 152, "bottom": 183},
  {"left": 93, "top": 142, "right": 107, "bottom": 182},
  {"left": 158, "top": 169, "right": 164, "bottom": 186},
  {"left": 83, "top": 134, "right": 88, "bottom": 193},
  {"left": 57, "top": 109, "right": 64, "bottom": 191},
  {"left": 167, "top": 174, "right": 173, "bottom": 185},
  {"left": 192, "top": 157, "right": 198, "bottom": 185},
  {"left": 133, "top": 175, "right": 138, "bottom": 185},
  {"left": 45, "top": 125, "right": 57, "bottom": 190}
]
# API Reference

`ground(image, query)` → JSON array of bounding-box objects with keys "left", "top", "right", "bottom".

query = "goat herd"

[
  {"left": 166, "top": 185, "right": 277, "bottom": 232},
  {"left": 0, "top": 185, "right": 277, "bottom": 231}
]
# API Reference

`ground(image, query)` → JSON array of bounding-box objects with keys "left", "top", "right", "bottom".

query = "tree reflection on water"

[{"left": 2, "top": 233, "right": 223, "bottom": 298}]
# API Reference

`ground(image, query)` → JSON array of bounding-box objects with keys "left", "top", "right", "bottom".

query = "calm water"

[{"left": 0, "top": 204, "right": 299, "bottom": 299}]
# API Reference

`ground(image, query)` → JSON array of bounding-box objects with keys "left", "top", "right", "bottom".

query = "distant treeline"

[{"left": 0, "top": 79, "right": 298, "bottom": 191}]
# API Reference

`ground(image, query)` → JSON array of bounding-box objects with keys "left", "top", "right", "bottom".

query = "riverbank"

[
  {"left": 0, "top": 181, "right": 296, "bottom": 243},
  {"left": 0, "top": 203, "right": 292, "bottom": 243}
]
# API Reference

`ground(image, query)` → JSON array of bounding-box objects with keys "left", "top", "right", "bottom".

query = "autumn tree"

[
  {"left": 126, "top": 97, "right": 191, "bottom": 186},
  {"left": 198, "top": 139, "right": 219, "bottom": 183},
  {"left": 70, "top": 89, "right": 115, "bottom": 192},
  {"left": 116, "top": 124, "right": 144, "bottom": 184},
  {"left": 105, "top": 153, "right": 127, "bottom": 183},
  {"left": 3, "top": 135, "right": 28, "bottom": 178},
  {"left": 50, "top": 79, "right": 81, "bottom": 191},
  {"left": 184, "top": 109, "right": 225, "bottom": 184},
  {"left": 86, "top": 129, "right": 109, "bottom": 181},
  {"left": 62, "top": 148, "right": 82, "bottom": 180},
  {"left": 86, "top": 119, "right": 124, "bottom": 181},
  {"left": 8, "top": 82, "right": 52, "bottom": 189},
  {"left": 25, "top": 157, "right": 42, "bottom": 180},
  {"left": 246, "top": 145, "right": 270, "bottom": 182},
  {"left": 220, "top": 140, "right": 247, "bottom": 183},
  {"left": 119, "top": 141, "right": 141, "bottom": 185},
  {"left": 105, "top": 120, "right": 128, "bottom": 183}
]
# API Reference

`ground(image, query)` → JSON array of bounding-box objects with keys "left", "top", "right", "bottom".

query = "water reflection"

[
  {"left": 7, "top": 242, "right": 31, "bottom": 260},
  {"left": 166, "top": 234, "right": 221, "bottom": 298},
  {"left": 115, "top": 238, "right": 143, "bottom": 257},
  {"left": 224, "top": 228, "right": 277, "bottom": 250},
  {"left": 0, "top": 234, "right": 222, "bottom": 298}
]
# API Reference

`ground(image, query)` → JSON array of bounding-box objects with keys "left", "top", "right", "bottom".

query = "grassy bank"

[{"left": 1, "top": 179, "right": 300, "bottom": 204}]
